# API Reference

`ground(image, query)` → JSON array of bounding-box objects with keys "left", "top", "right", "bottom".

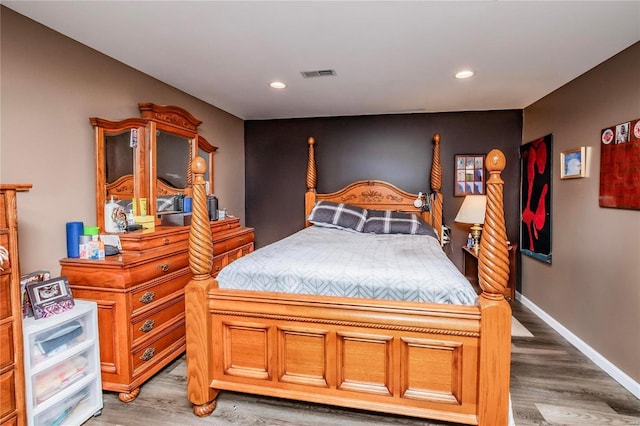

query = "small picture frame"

[
  {"left": 560, "top": 147, "right": 586, "bottom": 179},
  {"left": 26, "top": 276, "right": 75, "bottom": 319},
  {"left": 454, "top": 154, "right": 486, "bottom": 196}
]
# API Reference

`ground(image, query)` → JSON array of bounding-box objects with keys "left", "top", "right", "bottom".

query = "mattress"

[{"left": 216, "top": 226, "right": 478, "bottom": 305}]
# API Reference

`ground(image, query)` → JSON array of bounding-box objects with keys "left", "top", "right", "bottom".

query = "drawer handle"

[
  {"left": 163, "top": 238, "right": 170, "bottom": 244},
  {"left": 227, "top": 224, "right": 231, "bottom": 229},
  {"left": 140, "top": 348, "right": 155, "bottom": 361},
  {"left": 139, "top": 320, "right": 155, "bottom": 333},
  {"left": 157, "top": 263, "right": 170, "bottom": 273},
  {"left": 215, "top": 266, "right": 220, "bottom": 272},
  {"left": 238, "top": 238, "right": 244, "bottom": 243},
  {"left": 139, "top": 291, "right": 156, "bottom": 304}
]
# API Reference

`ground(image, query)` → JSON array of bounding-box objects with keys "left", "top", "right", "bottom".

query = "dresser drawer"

[
  {"left": 0, "top": 321, "right": 14, "bottom": 369},
  {"left": 0, "top": 274, "right": 11, "bottom": 320},
  {"left": 211, "top": 242, "right": 254, "bottom": 276},
  {"left": 212, "top": 254, "right": 225, "bottom": 277},
  {"left": 132, "top": 296, "right": 184, "bottom": 343},
  {"left": 0, "top": 369, "right": 16, "bottom": 419},
  {"left": 0, "top": 193, "right": 6, "bottom": 229},
  {"left": 120, "top": 217, "right": 241, "bottom": 252},
  {"left": 213, "top": 229, "right": 254, "bottom": 254},
  {"left": 130, "top": 268, "right": 190, "bottom": 313},
  {"left": 132, "top": 321, "right": 185, "bottom": 373},
  {"left": 0, "top": 233, "right": 10, "bottom": 271},
  {"left": 227, "top": 243, "right": 254, "bottom": 264},
  {"left": 120, "top": 228, "right": 186, "bottom": 252},
  {"left": 211, "top": 217, "right": 240, "bottom": 233},
  {"left": 126, "top": 250, "right": 189, "bottom": 286}
]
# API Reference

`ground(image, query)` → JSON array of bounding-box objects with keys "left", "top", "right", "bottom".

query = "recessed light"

[
  {"left": 455, "top": 70, "right": 475, "bottom": 79},
  {"left": 270, "top": 81, "right": 286, "bottom": 89}
]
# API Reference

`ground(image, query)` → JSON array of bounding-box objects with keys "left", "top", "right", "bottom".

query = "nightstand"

[{"left": 462, "top": 243, "right": 517, "bottom": 301}]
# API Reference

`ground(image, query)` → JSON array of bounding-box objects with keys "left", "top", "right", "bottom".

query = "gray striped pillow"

[
  {"left": 308, "top": 201, "right": 368, "bottom": 232},
  {"left": 363, "top": 209, "right": 437, "bottom": 238}
]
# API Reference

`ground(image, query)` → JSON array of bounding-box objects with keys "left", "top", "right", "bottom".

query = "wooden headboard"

[{"left": 304, "top": 133, "right": 444, "bottom": 243}]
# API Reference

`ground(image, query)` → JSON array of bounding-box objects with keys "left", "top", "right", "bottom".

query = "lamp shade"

[{"left": 454, "top": 195, "right": 486, "bottom": 225}]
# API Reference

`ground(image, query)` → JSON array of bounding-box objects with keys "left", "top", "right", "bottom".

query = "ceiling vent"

[{"left": 301, "top": 69, "right": 337, "bottom": 78}]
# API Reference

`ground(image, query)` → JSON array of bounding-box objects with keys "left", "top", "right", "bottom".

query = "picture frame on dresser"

[{"left": 26, "top": 276, "right": 75, "bottom": 319}]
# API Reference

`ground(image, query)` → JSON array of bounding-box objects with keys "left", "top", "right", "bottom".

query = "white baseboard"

[{"left": 516, "top": 292, "right": 640, "bottom": 399}]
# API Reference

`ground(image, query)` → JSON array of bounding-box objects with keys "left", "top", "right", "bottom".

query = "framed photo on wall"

[
  {"left": 454, "top": 154, "right": 485, "bottom": 196},
  {"left": 560, "top": 147, "right": 586, "bottom": 179}
]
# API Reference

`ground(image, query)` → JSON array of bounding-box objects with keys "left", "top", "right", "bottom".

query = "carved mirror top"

[{"left": 138, "top": 103, "right": 202, "bottom": 133}]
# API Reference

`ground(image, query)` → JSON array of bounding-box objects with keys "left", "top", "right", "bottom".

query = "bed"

[{"left": 184, "top": 134, "right": 512, "bottom": 425}]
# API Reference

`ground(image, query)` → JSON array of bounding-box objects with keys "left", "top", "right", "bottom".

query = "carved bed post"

[
  {"left": 477, "top": 149, "right": 511, "bottom": 425},
  {"left": 185, "top": 156, "right": 218, "bottom": 416},
  {"left": 304, "top": 136, "right": 317, "bottom": 226},
  {"left": 430, "top": 133, "right": 444, "bottom": 243}
]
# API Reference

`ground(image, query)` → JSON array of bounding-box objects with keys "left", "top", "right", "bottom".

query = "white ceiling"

[{"left": 4, "top": 1, "right": 639, "bottom": 120}]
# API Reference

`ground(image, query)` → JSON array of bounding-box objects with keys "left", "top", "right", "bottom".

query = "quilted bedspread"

[{"left": 216, "top": 226, "right": 478, "bottom": 305}]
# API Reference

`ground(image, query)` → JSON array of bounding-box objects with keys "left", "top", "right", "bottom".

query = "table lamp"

[{"left": 454, "top": 195, "right": 487, "bottom": 252}]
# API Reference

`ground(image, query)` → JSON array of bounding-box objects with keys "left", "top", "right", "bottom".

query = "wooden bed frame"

[{"left": 185, "top": 134, "right": 512, "bottom": 425}]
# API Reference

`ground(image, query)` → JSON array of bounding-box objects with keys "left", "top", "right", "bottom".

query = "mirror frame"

[
  {"left": 139, "top": 103, "right": 202, "bottom": 218},
  {"left": 91, "top": 117, "right": 148, "bottom": 232},
  {"left": 92, "top": 104, "right": 211, "bottom": 231}
]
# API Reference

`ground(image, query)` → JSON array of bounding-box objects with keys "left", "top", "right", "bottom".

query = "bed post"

[
  {"left": 430, "top": 133, "right": 444, "bottom": 243},
  {"left": 477, "top": 149, "right": 512, "bottom": 425},
  {"left": 185, "top": 156, "right": 219, "bottom": 416},
  {"left": 304, "top": 136, "right": 317, "bottom": 226}
]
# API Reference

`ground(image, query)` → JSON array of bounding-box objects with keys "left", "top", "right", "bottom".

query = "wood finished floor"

[{"left": 85, "top": 301, "right": 639, "bottom": 425}]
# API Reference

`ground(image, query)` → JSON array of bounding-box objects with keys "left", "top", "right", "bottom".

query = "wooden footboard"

[
  {"left": 207, "top": 291, "right": 483, "bottom": 424},
  {"left": 185, "top": 146, "right": 511, "bottom": 425}
]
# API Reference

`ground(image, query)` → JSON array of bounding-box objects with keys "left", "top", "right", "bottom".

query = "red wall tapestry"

[
  {"left": 520, "top": 134, "right": 552, "bottom": 264},
  {"left": 599, "top": 118, "right": 640, "bottom": 210}
]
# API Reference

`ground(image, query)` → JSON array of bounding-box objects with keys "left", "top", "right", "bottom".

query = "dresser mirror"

[
  {"left": 154, "top": 129, "right": 192, "bottom": 212},
  {"left": 92, "top": 104, "right": 215, "bottom": 231},
  {"left": 105, "top": 130, "right": 134, "bottom": 185}
]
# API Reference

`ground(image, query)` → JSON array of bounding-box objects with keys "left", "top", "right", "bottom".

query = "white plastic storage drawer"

[
  {"left": 33, "top": 381, "right": 101, "bottom": 426},
  {"left": 26, "top": 309, "right": 93, "bottom": 370},
  {"left": 23, "top": 299, "right": 103, "bottom": 426},
  {"left": 31, "top": 347, "right": 94, "bottom": 405}
]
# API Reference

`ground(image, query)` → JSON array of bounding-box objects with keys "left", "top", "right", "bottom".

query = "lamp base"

[{"left": 470, "top": 224, "right": 482, "bottom": 252}]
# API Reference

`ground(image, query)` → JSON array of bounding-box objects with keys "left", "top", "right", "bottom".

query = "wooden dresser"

[
  {"left": 0, "top": 184, "right": 31, "bottom": 426},
  {"left": 60, "top": 217, "right": 253, "bottom": 402}
]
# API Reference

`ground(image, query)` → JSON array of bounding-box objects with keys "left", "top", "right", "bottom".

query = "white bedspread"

[{"left": 217, "top": 226, "right": 478, "bottom": 305}]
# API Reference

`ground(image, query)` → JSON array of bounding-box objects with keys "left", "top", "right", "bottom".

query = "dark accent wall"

[{"left": 245, "top": 110, "right": 522, "bottom": 271}]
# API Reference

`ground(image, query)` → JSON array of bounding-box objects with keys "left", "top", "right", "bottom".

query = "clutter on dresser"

[
  {"left": 25, "top": 276, "right": 75, "bottom": 319},
  {"left": 65, "top": 221, "right": 84, "bottom": 258},
  {"left": 104, "top": 195, "right": 127, "bottom": 232}
]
